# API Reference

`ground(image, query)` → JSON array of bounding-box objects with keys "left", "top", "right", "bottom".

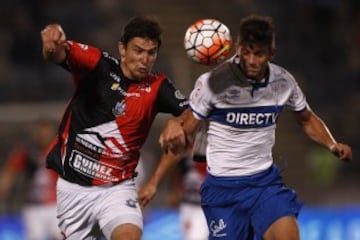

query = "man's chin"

[
  {"left": 245, "top": 72, "right": 258, "bottom": 79},
  {"left": 132, "top": 73, "right": 147, "bottom": 81}
]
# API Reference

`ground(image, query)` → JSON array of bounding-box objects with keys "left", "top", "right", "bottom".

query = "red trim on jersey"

[
  {"left": 60, "top": 111, "right": 72, "bottom": 159},
  {"left": 194, "top": 162, "right": 207, "bottom": 177},
  {"left": 46, "top": 136, "right": 60, "bottom": 157}
]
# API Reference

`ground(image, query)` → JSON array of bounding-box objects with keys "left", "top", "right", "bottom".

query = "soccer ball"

[{"left": 184, "top": 19, "right": 232, "bottom": 65}]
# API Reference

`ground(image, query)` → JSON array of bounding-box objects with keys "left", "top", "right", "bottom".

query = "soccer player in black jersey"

[{"left": 41, "top": 16, "right": 187, "bottom": 240}]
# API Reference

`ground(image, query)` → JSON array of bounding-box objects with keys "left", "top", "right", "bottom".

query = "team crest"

[{"left": 112, "top": 100, "right": 126, "bottom": 116}]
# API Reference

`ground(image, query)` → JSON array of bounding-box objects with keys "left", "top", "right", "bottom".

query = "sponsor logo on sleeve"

[{"left": 77, "top": 43, "right": 89, "bottom": 50}]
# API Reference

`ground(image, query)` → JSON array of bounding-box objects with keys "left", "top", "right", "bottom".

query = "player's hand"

[
  {"left": 41, "top": 24, "right": 66, "bottom": 52},
  {"left": 138, "top": 182, "right": 157, "bottom": 208},
  {"left": 41, "top": 24, "right": 67, "bottom": 62},
  {"left": 159, "top": 118, "right": 186, "bottom": 154},
  {"left": 329, "top": 143, "right": 352, "bottom": 162}
]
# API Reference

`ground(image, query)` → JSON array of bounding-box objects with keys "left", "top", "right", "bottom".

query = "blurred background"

[{"left": 0, "top": 0, "right": 359, "bottom": 239}]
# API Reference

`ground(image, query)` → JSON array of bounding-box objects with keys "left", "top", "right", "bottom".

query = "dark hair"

[
  {"left": 238, "top": 15, "right": 275, "bottom": 49},
  {"left": 120, "top": 15, "right": 163, "bottom": 48}
]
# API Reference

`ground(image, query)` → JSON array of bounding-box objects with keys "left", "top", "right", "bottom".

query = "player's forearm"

[
  {"left": 138, "top": 151, "right": 184, "bottom": 207},
  {"left": 148, "top": 151, "right": 183, "bottom": 187},
  {"left": 182, "top": 108, "right": 202, "bottom": 147},
  {"left": 302, "top": 113, "right": 337, "bottom": 150}
]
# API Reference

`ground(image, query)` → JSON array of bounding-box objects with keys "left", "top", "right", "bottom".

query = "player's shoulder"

[
  {"left": 195, "top": 60, "right": 231, "bottom": 85},
  {"left": 67, "top": 41, "right": 101, "bottom": 55},
  {"left": 102, "top": 51, "right": 120, "bottom": 67},
  {"left": 269, "top": 62, "right": 296, "bottom": 82},
  {"left": 147, "top": 71, "right": 168, "bottom": 84},
  {"left": 199, "top": 59, "right": 238, "bottom": 95}
]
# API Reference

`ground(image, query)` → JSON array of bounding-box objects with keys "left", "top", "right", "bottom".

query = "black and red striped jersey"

[{"left": 46, "top": 41, "right": 188, "bottom": 186}]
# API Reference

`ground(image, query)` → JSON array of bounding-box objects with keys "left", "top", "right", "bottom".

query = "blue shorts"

[{"left": 200, "top": 164, "right": 303, "bottom": 240}]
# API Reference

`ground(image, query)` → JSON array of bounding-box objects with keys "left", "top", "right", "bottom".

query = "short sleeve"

[
  {"left": 189, "top": 72, "right": 213, "bottom": 119},
  {"left": 63, "top": 41, "right": 102, "bottom": 85},
  {"left": 285, "top": 73, "right": 308, "bottom": 112},
  {"left": 157, "top": 78, "right": 189, "bottom": 116}
]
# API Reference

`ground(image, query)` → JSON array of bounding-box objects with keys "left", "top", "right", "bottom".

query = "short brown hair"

[
  {"left": 120, "top": 15, "right": 163, "bottom": 48},
  {"left": 237, "top": 15, "right": 275, "bottom": 49}
]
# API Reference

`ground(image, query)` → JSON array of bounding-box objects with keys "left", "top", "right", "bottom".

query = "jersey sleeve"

[
  {"left": 62, "top": 41, "right": 102, "bottom": 85},
  {"left": 189, "top": 72, "right": 213, "bottom": 119},
  {"left": 156, "top": 78, "right": 189, "bottom": 116},
  {"left": 285, "top": 73, "right": 308, "bottom": 112}
]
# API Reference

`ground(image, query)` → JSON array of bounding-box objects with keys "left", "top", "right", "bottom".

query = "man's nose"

[
  {"left": 248, "top": 54, "right": 255, "bottom": 64},
  {"left": 140, "top": 53, "right": 150, "bottom": 65}
]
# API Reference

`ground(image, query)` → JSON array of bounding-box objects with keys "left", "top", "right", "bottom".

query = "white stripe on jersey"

[
  {"left": 189, "top": 56, "right": 308, "bottom": 176},
  {"left": 79, "top": 120, "right": 129, "bottom": 157}
]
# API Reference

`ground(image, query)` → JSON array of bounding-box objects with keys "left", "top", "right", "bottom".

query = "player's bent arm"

[
  {"left": 41, "top": 24, "right": 69, "bottom": 64},
  {"left": 294, "top": 108, "right": 336, "bottom": 148},
  {"left": 138, "top": 150, "right": 184, "bottom": 207},
  {"left": 294, "top": 108, "right": 352, "bottom": 161},
  {"left": 182, "top": 108, "right": 203, "bottom": 145},
  {"left": 159, "top": 108, "right": 202, "bottom": 153}
]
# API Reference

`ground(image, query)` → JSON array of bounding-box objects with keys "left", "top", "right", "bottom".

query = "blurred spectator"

[
  {"left": 167, "top": 123, "right": 209, "bottom": 240},
  {"left": 178, "top": 159, "right": 208, "bottom": 240},
  {"left": 306, "top": 145, "right": 339, "bottom": 187},
  {"left": 0, "top": 119, "right": 61, "bottom": 240}
]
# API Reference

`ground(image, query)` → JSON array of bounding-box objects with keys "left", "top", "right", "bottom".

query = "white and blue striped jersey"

[{"left": 189, "top": 55, "right": 308, "bottom": 176}]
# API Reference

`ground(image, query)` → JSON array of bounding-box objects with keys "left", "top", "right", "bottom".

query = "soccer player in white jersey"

[{"left": 159, "top": 15, "right": 352, "bottom": 240}]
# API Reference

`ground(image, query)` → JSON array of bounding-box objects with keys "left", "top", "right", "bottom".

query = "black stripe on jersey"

[
  {"left": 193, "top": 154, "right": 206, "bottom": 162},
  {"left": 70, "top": 56, "right": 130, "bottom": 129},
  {"left": 156, "top": 79, "right": 188, "bottom": 116}
]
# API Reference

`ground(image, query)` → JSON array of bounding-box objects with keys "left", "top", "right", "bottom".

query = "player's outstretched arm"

[
  {"left": 294, "top": 108, "right": 352, "bottom": 162},
  {"left": 41, "top": 24, "right": 69, "bottom": 64},
  {"left": 138, "top": 150, "right": 183, "bottom": 207},
  {"left": 140, "top": 109, "right": 202, "bottom": 207}
]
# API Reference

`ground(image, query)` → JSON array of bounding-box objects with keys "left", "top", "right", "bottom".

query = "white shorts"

[
  {"left": 179, "top": 203, "right": 209, "bottom": 240},
  {"left": 57, "top": 177, "right": 143, "bottom": 240},
  {"left": 23, "top": 203, "right": 62, "bottom": 240}
]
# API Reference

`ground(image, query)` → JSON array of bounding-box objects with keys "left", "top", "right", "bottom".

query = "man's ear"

[
  {"left": 118, "top": 41, "right": 125, "bottom": 58},
  {"left": 235, "top": 43, "right": 242, "bottom": 56},
  {"left": 269, "top": 47, "right": 276, "bottom": 61}
]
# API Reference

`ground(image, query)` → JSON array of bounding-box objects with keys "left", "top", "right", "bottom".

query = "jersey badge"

[
  {"left": 112, "top": 100, "right": 126, "bottom": 116},
  {"left": 126, "top": 198, "right": 138, "bottom": 208},
  {"left": 210, "top": 218, "right": 227, "bottom": 237}
]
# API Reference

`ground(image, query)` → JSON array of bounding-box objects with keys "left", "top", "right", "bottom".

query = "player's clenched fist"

[{"left": 41, "top": 24, "right": 68, "bottom": 63}]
